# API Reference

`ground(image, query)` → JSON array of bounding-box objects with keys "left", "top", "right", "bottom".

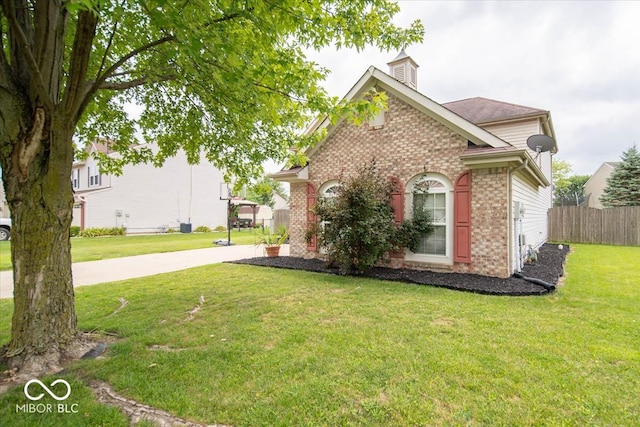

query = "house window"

[
  {"left": 320, "top": 181, "right": 340, "bottom": 202},
  {"left": 405, "top": 174, "right": 453, "bottom": 264},
  {"left": 317, "top": 181, "right": 341, "bottom": 253},
  {"left": 71, "top": 169, "right": 80, "bottom": 190},
  {"left": 88, "top": 166, "right": 101, "bottom": 187}
]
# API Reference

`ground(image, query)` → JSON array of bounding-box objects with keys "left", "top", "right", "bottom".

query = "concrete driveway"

[{"left": 0, "top": 244, "right": 288, "bottom": 299}]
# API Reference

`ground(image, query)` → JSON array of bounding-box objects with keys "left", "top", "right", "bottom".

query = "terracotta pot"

[{"left": 265, "top": 246, "right": 280, "bottom": 257}]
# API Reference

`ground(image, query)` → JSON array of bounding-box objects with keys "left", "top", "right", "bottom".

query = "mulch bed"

[{"left": 229, "top": 243, "right": 570, "bottom": 296}]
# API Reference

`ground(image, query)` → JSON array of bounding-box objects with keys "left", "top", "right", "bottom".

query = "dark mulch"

[{"left": 229, "top": 243, "right": 570, "bottom": 296}]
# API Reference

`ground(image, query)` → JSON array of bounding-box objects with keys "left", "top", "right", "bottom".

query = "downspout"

[{"left": 509, "top": 159, "right": 529, "bottom": 273}]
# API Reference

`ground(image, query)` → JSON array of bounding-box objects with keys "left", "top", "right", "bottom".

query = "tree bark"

[{"left": 3, "top": 106, "right": 79, "bottom": 374}]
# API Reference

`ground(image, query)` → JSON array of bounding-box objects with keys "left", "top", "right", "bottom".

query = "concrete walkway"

[{"left": 0, "top": 244, "right": 289, "bottom": 299}]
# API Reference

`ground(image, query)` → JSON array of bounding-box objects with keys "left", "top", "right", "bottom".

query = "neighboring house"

[
  {"left": 273, "top": 192, "right": 289, "bottom": 210},
  {"left": 0, "top": 176, "right": 8, "bottom": 219},
  {"left": 238, "top": 204, "right": 270, "bottom": 226},
  {"left": 272, "top": 51, "right": 557, "bottom": 278},
  {"left": 72, "top": 141, "right": 229, "bottom": 233},
  {"left": 238, "top": 193, "right": 289, "bottom": 229},
  {"left": 583, "top": 162, "right": 619, "bottom": 209}
]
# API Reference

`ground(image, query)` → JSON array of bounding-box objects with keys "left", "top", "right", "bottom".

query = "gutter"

[{"left": 460, "top": 149, "right": 550, "bottom": 187}]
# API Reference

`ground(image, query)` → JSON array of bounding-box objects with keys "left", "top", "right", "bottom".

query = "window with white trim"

[
  {"left": 406, "top": 174, "right": 453, "bottom": 263},
  {"left": 318, "top": 181, "right": 341, "bottom": 254},
  {"left": 88, "top": 166, "right": 101, "bottom": 187},
  {"left": 71, "top": 169, "right": 80, "bottom": 190},
  {"left": 320, "top": 180, "right": 340, "bottom": 202}
]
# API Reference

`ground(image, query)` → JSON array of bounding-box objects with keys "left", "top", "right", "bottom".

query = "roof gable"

[
  {"left": 584, "top": 161, "right": 620, "bottom": 187},
  {"left": 306, "top": 66, "right": 511, "bottom": 158}
]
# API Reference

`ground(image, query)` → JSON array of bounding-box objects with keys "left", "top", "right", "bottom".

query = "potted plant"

[{"left": 255, "top": 225, "right": 289, "bottom": 257}]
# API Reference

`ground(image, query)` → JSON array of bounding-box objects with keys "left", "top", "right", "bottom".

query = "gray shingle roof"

[{"left": 442, "top": 97, "right": 548, "bottom": 124}]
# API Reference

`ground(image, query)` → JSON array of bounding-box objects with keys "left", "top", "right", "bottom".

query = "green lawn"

[
  {"left": 0, "top": 230, "right": 258, "bottom": 271},
  {"left": 1, "top": 244, "right": 638, "bottom": 426}
]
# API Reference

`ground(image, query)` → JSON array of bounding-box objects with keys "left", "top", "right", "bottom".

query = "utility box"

[{"left": 180, "top": 223, "right": 192, "bottom": 233}]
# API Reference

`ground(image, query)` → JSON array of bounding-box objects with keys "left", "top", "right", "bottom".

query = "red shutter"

[
  {"left": 389, "top": 177, "right": 404, "bottom": 224},
  {"left": 306, "top": 183, "right": 318, "bottom": 252},
  {"left": 454, "top": 171, "right": 472, "bottom": 263},
  {"left": 389, "top": 177, "right": 404, "bottom": 258}
]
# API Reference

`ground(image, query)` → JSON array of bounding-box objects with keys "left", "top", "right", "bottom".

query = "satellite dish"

[{"left": 526, "top": 134, "right": 555, "bottom": 154}]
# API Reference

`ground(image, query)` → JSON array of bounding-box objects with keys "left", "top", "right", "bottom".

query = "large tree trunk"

[
  {"left": 3, "top": 108, "right": 81, "bottom": 375},
  {"left": 1, "top": 2, "right": 99, "bottom": 374}
]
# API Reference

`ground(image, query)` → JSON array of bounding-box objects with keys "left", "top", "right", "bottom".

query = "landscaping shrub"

[
  {"left": 194, "top": 225, "right": 212, "bottom": 233},
  {"left": 78, "top": 227, "right": 126, "bottom": 237},
  {"left": 213, "top": 225, "right": 227, "bottom": 232},
  {"left": 310, "top": 161, "right": 432, "bottom": 274},
  {"left": 70, "top": 226, "right": 81, "bottom": 237}
]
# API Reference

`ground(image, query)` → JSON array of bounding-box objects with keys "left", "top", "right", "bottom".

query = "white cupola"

[{"left": 387, "top": 49, "right": 419, "bottom": 90}]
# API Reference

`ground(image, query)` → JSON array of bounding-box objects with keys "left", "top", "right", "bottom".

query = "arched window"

[
  {"left": 405, "top": 173, "right": 453, "bottom": 264},
  {"left": 319, "top": 180, "right": 341, "bottom": 201},
  {"left": 317, "top": 180, "right": 341, "bottom": 254}
]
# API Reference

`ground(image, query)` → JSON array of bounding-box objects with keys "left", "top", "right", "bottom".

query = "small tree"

[
  {"left": 555, "top": 175, "right": 590, "bottom": 206},
  {"left": 553, "top": 160, "right": 589, "bottom": 206},
  {"left": 246, "top": 176, "right": 287, "bottom": 208},
  {"left": 600, "top": 145, "right": 640, "bottom": 207},
  {"left": 311, "top": 161, "right": 432, "bottom": 274}
]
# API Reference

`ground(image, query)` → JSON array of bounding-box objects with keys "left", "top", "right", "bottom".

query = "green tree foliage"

[
  {"left": 0, "top": 0, "right": 423, "bottom": 371},
  {"left": 246, "top": 176, "right": 287, "bottom": 208},
  {"left": 555, "top": 175, "right": 590, "bottom": 206},
  {"left": 312, "top": 161, "right": 432, "bottom": 274},
  {"left": 553, "top": 160, "right": 589, "bottom": 206},
  {"left": 600, "top": 145, "right": 640, "bottom": 207}
]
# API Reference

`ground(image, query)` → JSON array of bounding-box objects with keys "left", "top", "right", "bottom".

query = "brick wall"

[{"left": 289, "top": 92, "right": 511, "bottom": 277}]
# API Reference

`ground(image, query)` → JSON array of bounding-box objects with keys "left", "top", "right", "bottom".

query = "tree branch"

[
  {"left": 202, "top": 10, "right": 252, "bottom": 27},
  {"left": 80, "top": 6, "right": 254, "bottom": 121},
  {"left": 0, "top": 14, "right": 12, "bottom": 88},
  {"left": 99, "top": 73, "right": 175, "bottom": 91},
  {"left": 0, "top": 0, "right": 53, "bottom": 109},
  {"left": 64, "top": 9, "right": 98, "bottom": 121},
  {"left": 94, "top": 34, "right": 176, "bottom": 90},
  {"left": 253, "top": 82, "right": 306, "bottom": 103},
  {"left": 97, "top": 16, "right": 119, "bottom": 79}
]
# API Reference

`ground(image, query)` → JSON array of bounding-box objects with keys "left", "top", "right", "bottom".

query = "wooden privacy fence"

[
  {"left": 548, "top": 206, "right": 640, "bottom": 246},
  {"left": 273, "top": 209, "right": 290, "bottom": 231}
]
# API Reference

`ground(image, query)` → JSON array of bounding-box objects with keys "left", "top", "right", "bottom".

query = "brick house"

[{"left": 273, "top": 52, "right": 557, "bottom": 278}]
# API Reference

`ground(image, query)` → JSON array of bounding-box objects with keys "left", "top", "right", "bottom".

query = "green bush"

[
  {"left": 305, "top": 161, "right": 433, "bottom": 274},
  {"left": 213, "top": 225, "right": 227, "bottom": 232},
  {"left": 311, "top": 161, "right": 432, "bottom": 274},
  {"left": 194, "top": 225, "right": 212, "bottom": 233},
  {"left": 78, "top": 227, "right": 126, "bottom": 237},
  {"left": 70, "top": 226, "right": 81, "bottom": 237}
]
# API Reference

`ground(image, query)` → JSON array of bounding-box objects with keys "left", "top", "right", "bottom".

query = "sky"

[{"left": 296, "top": 0, "right": 640, "bottom": 176}]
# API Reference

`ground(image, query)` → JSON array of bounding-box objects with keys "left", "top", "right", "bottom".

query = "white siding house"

[{"left": 72, "top": 142, "right": 229, "bottom": 233}]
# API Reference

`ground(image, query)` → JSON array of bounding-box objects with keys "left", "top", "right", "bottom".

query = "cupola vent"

[{"left": 387, "top": 49, "right": 419, "bottom": 90}]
